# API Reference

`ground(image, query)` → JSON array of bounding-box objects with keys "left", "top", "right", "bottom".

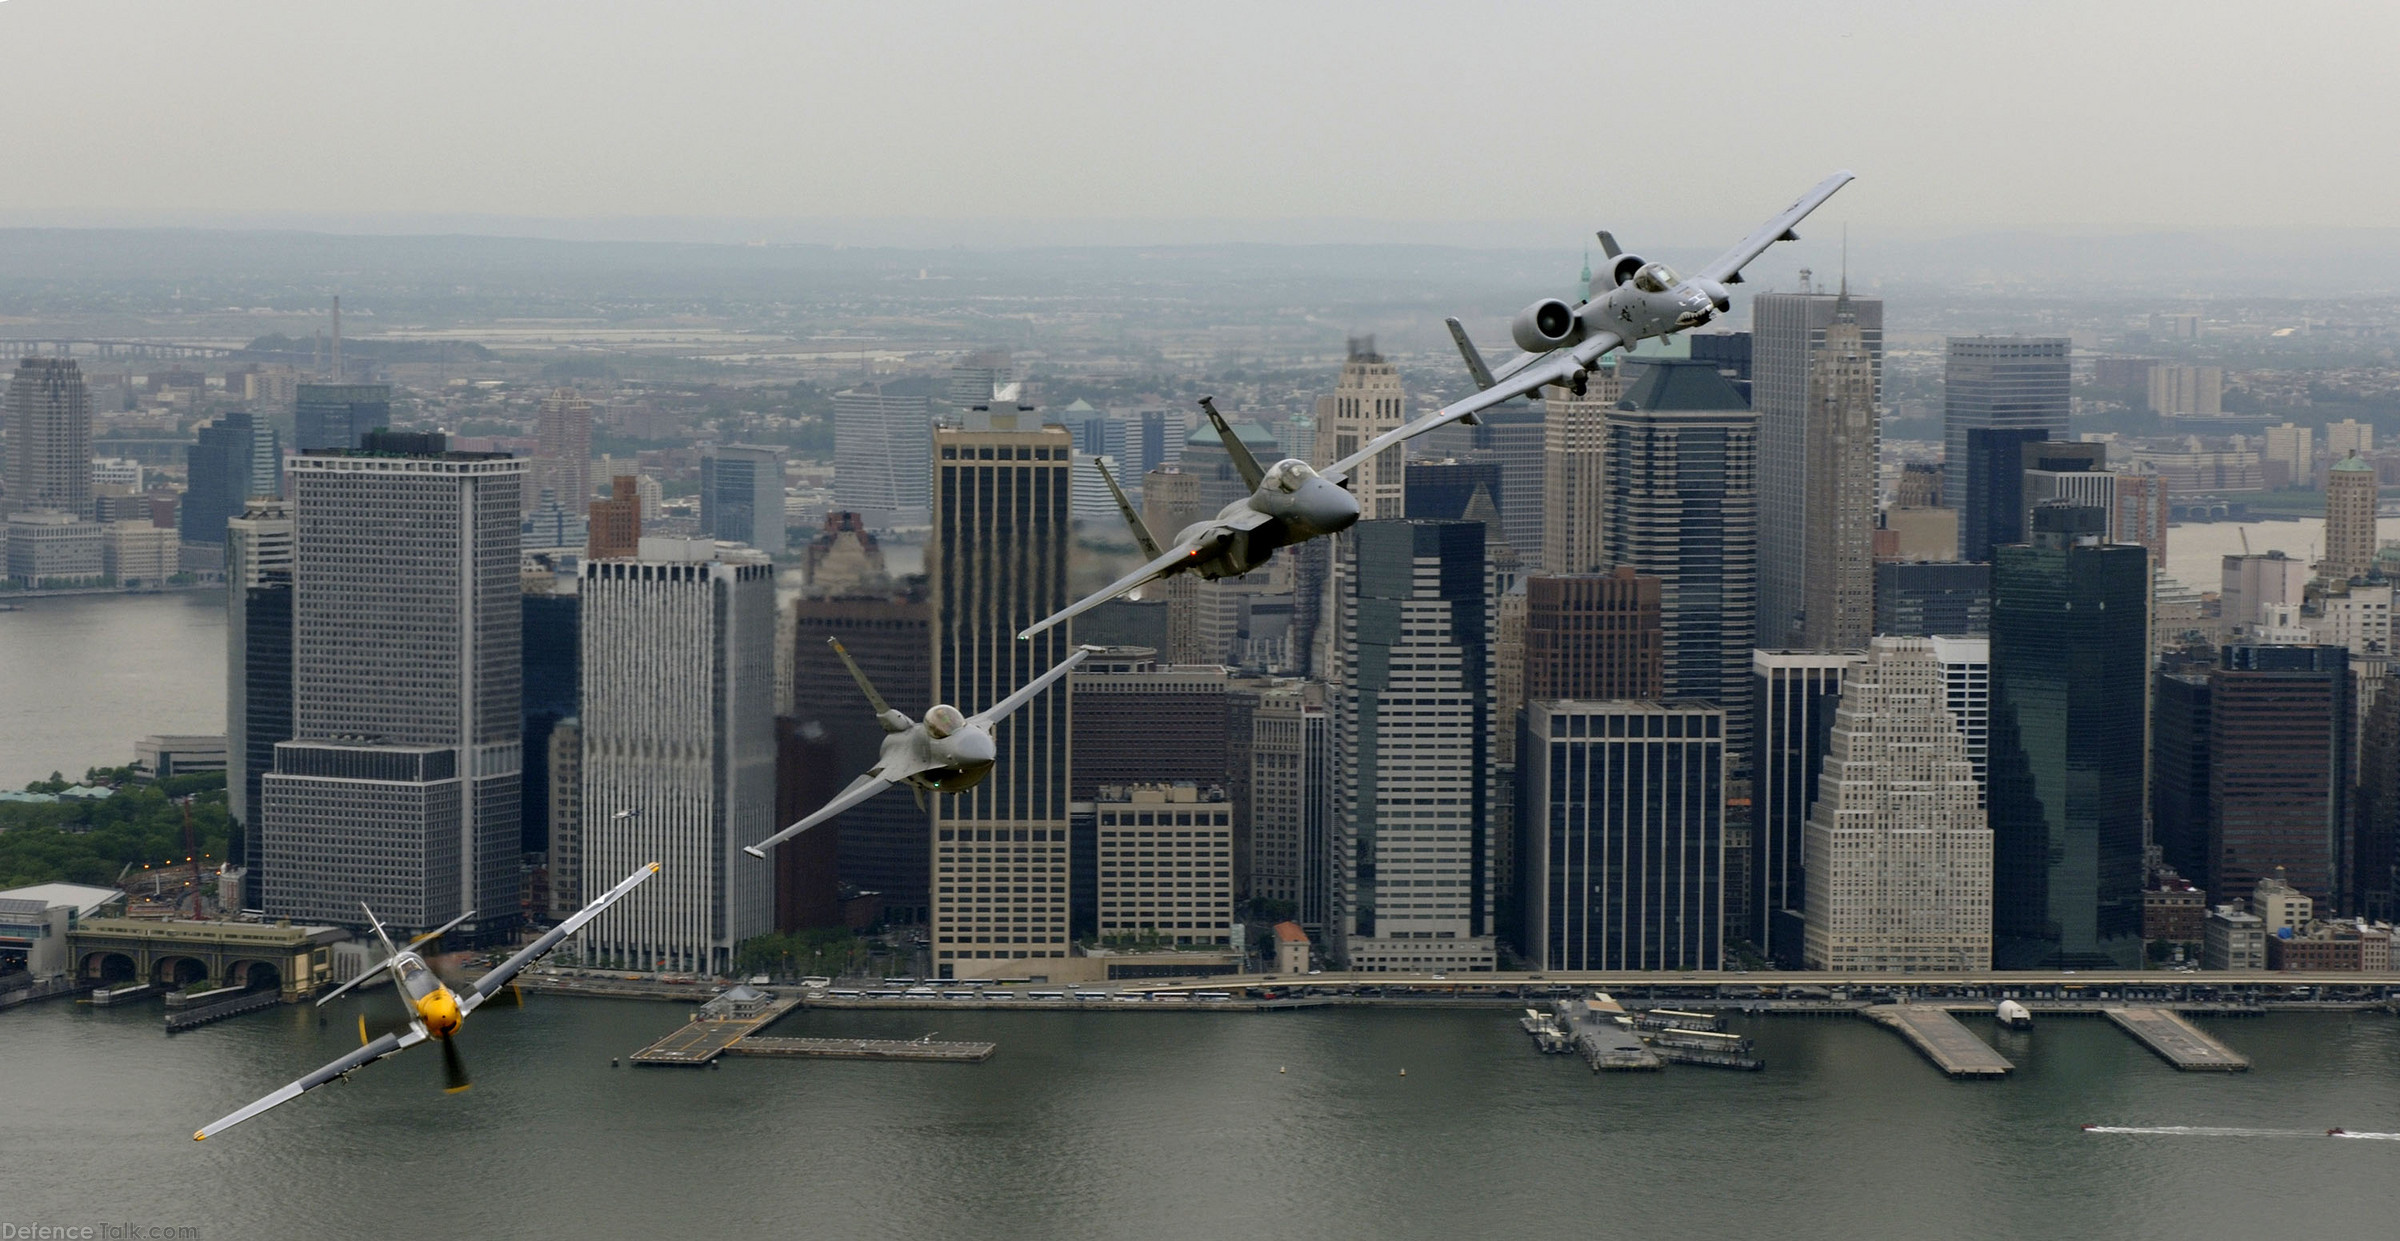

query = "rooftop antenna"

[
  {"left": 331, "top": 296, "right": 342, "bottom": 381},
  {"left": 1840, "top": 224, "right": 1849, "bottom": 296},
  {"left": 1798, "top": 267, "right": 1813, "bottom": 295}
]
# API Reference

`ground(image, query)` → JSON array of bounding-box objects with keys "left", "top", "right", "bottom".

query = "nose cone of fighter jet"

[
  {"left": 950, "top": 726, "right": 998, "bottom": 768},
  {"left": 1302, "top": 478, "right": 1360, "bottom": 535}
]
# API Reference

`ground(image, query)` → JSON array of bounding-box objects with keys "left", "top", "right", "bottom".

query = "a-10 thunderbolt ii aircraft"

[
  {"left": 1016, "top": 169, "right": 1855, "bottom": 640},
  {"left": 742, "top": 637, "right": 1095, "bottom": 858},
  {"left": 192, "top": 861, "right": 660, "bottom": 1140}
]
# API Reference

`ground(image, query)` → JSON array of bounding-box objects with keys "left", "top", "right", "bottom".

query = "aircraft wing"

[
  {"left": 1017, "top": 508, "right": 1274, "bottom": 639},
  {"left": 1321, "top": 332, "right": 1626, "bottom": 485},
  {"left": 1693, "top": 170, "right": 1855, "bottom": 287},
  {"left": 462, "top": 861, "right": 660, "bottom": 1011},
  {"left": 970, "top": 644, "right": 1096, "bottom": 728},
  {"left": 742, "top": 772, "right": 895, "bottom": 859},
  {"left": 194, "top": 1026, "right": 428, "bottom": 1140}
]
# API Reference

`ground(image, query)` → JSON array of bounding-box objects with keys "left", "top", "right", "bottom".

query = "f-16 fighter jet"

[
  {"left": 742, "top": 638, "right": 1095, "bottom": 858},
  {"left": 1017, "top": 170, "right": 1854, "bottom": 640},
  {"left": 193, "top": 861, "right": 660, "bottom": 1139}
]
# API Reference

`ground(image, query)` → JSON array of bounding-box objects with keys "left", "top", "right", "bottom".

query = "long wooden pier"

[
  {"left": 2105, "top": 1006, "right": 2250, "bottom": 1071},
  {"left": 1867, "top": 1005, "right": 2014, "bottom": 1078}
]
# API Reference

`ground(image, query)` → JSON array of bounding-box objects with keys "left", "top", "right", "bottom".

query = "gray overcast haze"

[{"left": 0, "top": 0, "right": 2394, "bottom": 248}]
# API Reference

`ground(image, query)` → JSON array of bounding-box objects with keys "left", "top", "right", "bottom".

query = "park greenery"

[
  {"left": 0, "top": 769, "right": 231, "bottom": 890},
  {"left": 731, "top": 927, "right": 878, "bottom": 980}
]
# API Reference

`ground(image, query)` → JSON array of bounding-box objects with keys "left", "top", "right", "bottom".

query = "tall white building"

[
  {"left": 2326, "top": 419, "right": 2375, "bottom": 460},
  {"left": 1333, "top": 521, "right": 1495, "bottom": 972},
  {"left": 1930, "top": 635, "right": 1992, "bottom": 802},
  {"left": 1801, "top": 637, "right": 1992, "bottom": 971},
  {"left": 534, "top": 388, "right": 593, "bottom": 512},
  {"left": 1314, "top": 337, "right": 1406, "bottom": 519},
  {"left": 2264, "top": 422, "right": 2314, "bottom": 483},
  {"left": 1249, "top": 681, "right": 1334, "bottom": 932},
  {"left": 832, "top": 385, "right": 931, "bottom": 527},
  {"left": 577, "top": 537, "right": 778, "bottom": 976}
]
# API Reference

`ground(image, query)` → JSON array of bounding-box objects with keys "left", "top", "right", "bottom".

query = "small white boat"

[{"left": 1996, "top": 999, "right": 2034, "bottom": 1029}]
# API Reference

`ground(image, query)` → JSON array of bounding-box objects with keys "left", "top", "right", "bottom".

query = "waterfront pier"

[
  {"left": 2105, "top": 1006, "right": 2250, "bottom": 1071},
  {"left": 1867, "top": 1005, "right": 2014, "bottom": 1078},
  {"left": 728, "top": 1036, "right": 995, "bottom": 1063},
  {"left": 628, "top": 992, "right": 804, "bottom": 1066}
]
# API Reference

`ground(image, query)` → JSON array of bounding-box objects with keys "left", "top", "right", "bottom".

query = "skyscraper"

[
  {"left": 577, "top": 540, "right": 777, "bottom": 975},
  {"left": 2205, "top": 644, "right": 2350, "bottom": 911},
  {"left": 1801, "top": 637, "right": 1992, "bottom": 972},
  {"left": 521, "top": 583, "right": 580, "bottom": 855},
  {"left": 1334, "top": 520, "right": 1493, "bottom": 972},
  {"left": 1523, "top": 699, "right": 1726, "bottom": 971},
  {"left": 1959, "top": 428, "right": 2047, "bottom": 562},
  {"left": 1943, "top": 336, "right": 2070, "bottom": 506},
  {"left": 1070, "top": 650, "right": 1228, "bottom": 797},
  {"left": 1315, "top": 337, "right": 1405, "bottom": 519},
  {"left": 1540, "top": 382, "right": 1614, "bottom": 575},
  {"left": 1250, "top": 680, "right": 1334, "bottom": 932},
  {"left": 929, "top": 425, "right": 1075, "bottom": 978},
  {"left": 1874, "top": 561, "right": 1991, "bottom": 637},
  {"left": 292, "top": 382, "right": 392, "bottom": 453},
  {"left": 181, "top": 412, "right": 278, "bottom": 547},
  {"left": 261, "top": 444, "right": 525, "bottom": 937},
  {"left": 700, "top": 444, "right": 785, "bottom": 553},
  {"left": 1754, "top": 291, "right": 1883, "bottom": 650},
  {"left": 533, "top": 388, "right": 594, "bottom": 512},
  {"left": 1988, "top": 502, "right": 2147, "bottom": 968},
  {"left": 1522, "top": 569, "right": 1664, "bottom": 701},
  {"left": 225, "top": 499, "right": 293, "bottom": 899},
  {"left": 1478, "top": 404, "right": 1548, "bottom": 565},
  {"left": 1750, "top": 651, "right": 1860, "bottom": 964},
  {"left": 5, "top": 357, "right": 91, "bottom": 517},
  {"left": 2325, "top": 451, "right": 2378, "bottom": 583},
  {"left": 833, "top": 385, "right": 932, "bottom": 527},
  {"left": 1603, "top": 359, "right": 1760, "bottom": 767}
]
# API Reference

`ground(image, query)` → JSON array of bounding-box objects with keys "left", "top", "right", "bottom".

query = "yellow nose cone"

[{"left": 419, "top": 988, "right": 463, "bottom": 1037}]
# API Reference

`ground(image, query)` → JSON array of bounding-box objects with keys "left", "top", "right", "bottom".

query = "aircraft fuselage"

[
  {"left": 881, "top": 714, "right": 1000, "bottom": 794},
  {"left": 1174, "top": 460, "right": 1359, "bottom": 580}
]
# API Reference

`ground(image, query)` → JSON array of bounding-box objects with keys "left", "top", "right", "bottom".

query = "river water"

[
  {"left": 0, "top": 590, "right": 226, "bottom": 789},
  {"left": 3, "top": 997, "right": 2394, "bottom": 1240}
]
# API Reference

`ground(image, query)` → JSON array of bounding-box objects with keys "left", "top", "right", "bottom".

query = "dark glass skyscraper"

[
  {"left": 1603, "top": 359, "right": 1759, "bottom": 769},
  {"left": 184, "top": 412, "right": 278, "bottom": 547},
  {"left": 1988, "top": 502, "right": 2147, "bottom": 968},
  {"left": 1960, "top": 427, "right": 2048, "bottom": 562},
  {"left": 1873, "top": 560, "right": 1992, "bottom": 637},
  {"left": 790, "top": 591, "right": 933, "bottom": 920},
  {"left": 2206, "top": 644, "right": 2349, "bottom": 911},
  {"left": 293, "top": 382, "right": 392, "bottom": 453},
  {"left": 521, "top": 589, "right": 580, "bottom": 854}
]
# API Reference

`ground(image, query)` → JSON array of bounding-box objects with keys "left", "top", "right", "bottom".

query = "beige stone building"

[
  {"left": 1094, "top": 784, "right": 1234, "bottom": 947},
  {"left": 1802, "top": 637, "right": 1992, "bottom": 972},
  {"left": 1313, "top": 337, "right": 1405, "bottom": 519}
]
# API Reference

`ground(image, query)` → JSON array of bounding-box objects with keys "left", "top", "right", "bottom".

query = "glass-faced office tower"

[{"left": 1988, "top": 502, "right": 2148, "bottom": 968}]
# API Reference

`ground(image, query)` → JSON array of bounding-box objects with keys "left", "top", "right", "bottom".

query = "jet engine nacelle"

[
  {"left": 1608, "top": 253, "right": 1648, "bottom": 288},
  {"left": 1510, "top": 299, "right": 1584, "bottom": 352}
]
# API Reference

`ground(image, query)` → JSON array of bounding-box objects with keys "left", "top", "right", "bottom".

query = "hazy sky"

[{"left": 2, "top": 0, "right": 2394, "bottom": 246}]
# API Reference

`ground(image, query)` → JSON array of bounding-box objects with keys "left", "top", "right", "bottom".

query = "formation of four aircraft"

[{"left": 193, "top": 171, "right": 1852, "bottom": 1139}]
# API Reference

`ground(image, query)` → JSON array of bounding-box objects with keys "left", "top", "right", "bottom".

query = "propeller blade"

[
  {"left": 439, "top": 1035, "right": 472, "bottom": 1094},
  {"left": 510, "top": 982, "right": 524, "bottom": 1008},
  {"left": 358, "top": 1015, "right": 369, "bottom": 1047}
]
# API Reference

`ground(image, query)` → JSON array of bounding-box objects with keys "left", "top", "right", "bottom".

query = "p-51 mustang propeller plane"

[
  {"left": 193, "top": 861, "right": 661, "bottom": 1140},
  {"left": 742, "top": 637, "right": 1096, "bottom": 859},
  {"left": 1016, "top": 170, "right": 1855, "bottom": 640}
]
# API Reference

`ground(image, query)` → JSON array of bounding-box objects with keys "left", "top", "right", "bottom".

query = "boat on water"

[{"left": 1996, "top": 999, "right": 2033, "bottom": 1030}]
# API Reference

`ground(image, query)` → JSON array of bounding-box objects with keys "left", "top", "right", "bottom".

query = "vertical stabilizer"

[{"left": 1197, "top": 396, "right": 1266, "bottom": 491}]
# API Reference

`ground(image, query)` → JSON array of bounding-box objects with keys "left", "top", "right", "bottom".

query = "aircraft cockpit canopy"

[
  {"left": 1266, "top": 459, "right": 1312, "bottom": 494},
  {"left": 1632, "top": 262, "right": 1680, "bottom": 293},
  {"left": 924, "top": 704, "right": 967, "bottom": 738}
]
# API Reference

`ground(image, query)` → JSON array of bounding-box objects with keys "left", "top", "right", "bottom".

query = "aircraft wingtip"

[
  {"left": 193, "top": 1130, "right": 207, "bottom": 1142},
  {"left": 740, "top": 847, "right": 765, "bottom": 860}
]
